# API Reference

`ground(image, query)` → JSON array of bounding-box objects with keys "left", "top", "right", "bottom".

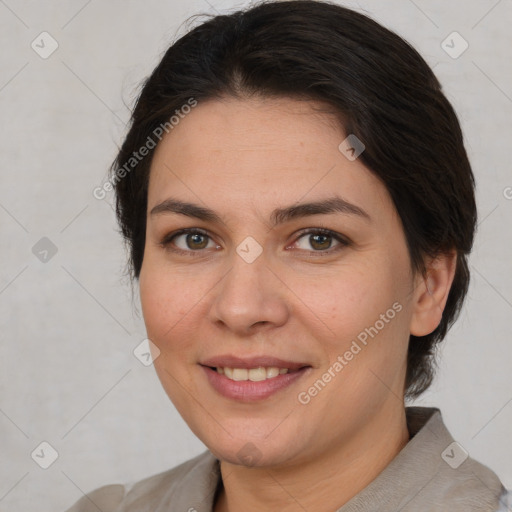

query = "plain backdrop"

[{"left": 0, "top": 0, "right": 511, "bottom": 510}]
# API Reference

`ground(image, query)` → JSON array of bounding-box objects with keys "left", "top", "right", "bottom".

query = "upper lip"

[{"left": 200, "top": 355, "right": 310, "bottom": 371}]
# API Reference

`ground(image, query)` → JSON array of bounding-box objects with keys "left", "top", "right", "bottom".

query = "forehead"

[{"left": 147, "top": 96, "right": 393, "bottom": 221}]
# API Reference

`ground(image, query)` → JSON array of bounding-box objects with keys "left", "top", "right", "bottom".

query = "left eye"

[{"left": 292, "top": 229, "right": 348, "bottom": 252}]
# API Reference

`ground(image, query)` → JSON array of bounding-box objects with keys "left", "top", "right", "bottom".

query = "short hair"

[{"left": 110, "top": 0, "right": 477, "bottom": 399}]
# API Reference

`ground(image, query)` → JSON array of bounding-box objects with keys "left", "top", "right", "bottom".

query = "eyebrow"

[{"left": 149, "top": 195, "right": 371, "bottom": 226}]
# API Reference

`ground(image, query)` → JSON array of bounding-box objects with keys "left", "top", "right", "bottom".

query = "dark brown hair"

[{"left": 110, "top": 0, "right": 477, "bottom": 399}]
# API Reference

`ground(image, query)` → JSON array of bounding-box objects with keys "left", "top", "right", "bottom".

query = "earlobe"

[{"left": 410, "top": 250, "right": 457, "bottom": 337}]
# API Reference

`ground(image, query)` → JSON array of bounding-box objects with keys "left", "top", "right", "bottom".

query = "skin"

[{"left": 139, "top": 96, "right": 456, "bottom": 512}]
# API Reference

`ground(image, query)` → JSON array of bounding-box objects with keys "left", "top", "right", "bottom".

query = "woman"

[{"left": 66, "top": 1, "right": 510, "bottom": 510}]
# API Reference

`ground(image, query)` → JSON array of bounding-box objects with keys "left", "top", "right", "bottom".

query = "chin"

[{"left": 200, "top": 425, "right": 307, "bottom": 469}]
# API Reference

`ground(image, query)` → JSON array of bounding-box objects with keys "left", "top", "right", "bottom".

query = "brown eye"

[
  {"left": 161, "top": 228, "right": 219, "bottom": 253},
  {"left": 291, "top": 228, "right": 350, "bottom": 254},
  {"left": 308, "top": 233, "right": 332, "bottom": 251},
  {"left": 182, "top": 232, "right": 209, "bottom": 250}
]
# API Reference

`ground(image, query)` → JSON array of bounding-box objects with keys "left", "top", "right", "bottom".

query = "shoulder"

[
  {"left": 63, "top": 450, "right": 217, "bottom": 512},
  {"left": 63, "top": 483, "right": 125, "bottom": 512},
  {"left": 408, "top": 407, "right": 507, "bottom": 511},
  {"left": 430, "top": 456, "right": 507, "bottom": 511},
  {"left": 496, "top": 488, "right": 512, "bottom": 511}
]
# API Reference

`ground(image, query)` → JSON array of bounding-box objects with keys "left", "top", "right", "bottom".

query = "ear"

[{"left": 410, "top": 250, "right": 457, "bottom": 337}]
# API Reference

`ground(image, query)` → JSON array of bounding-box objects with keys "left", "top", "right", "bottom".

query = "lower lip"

[{"left": 201, "top": 365, "right": 310, "bottom": 402}]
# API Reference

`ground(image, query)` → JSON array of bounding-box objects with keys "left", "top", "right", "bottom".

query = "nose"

[{"left": 207, "top": 250, "right": 290, "bottom": 336}]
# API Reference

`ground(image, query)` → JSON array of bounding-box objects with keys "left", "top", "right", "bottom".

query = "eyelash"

[{"left": 159, "top": 227, "right": 351, "bottom": 257}]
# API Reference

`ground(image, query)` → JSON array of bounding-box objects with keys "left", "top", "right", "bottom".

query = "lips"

[
  {"left": 200, "top": 355, "right": 309, "bottom": 371},
  {"left": 199, "top": 355, "right": 312, "bottom": 401}
]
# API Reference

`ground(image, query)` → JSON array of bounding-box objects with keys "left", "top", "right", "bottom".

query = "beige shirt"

[{"left": 64, "top": 407, "right": 507, "bottom": 511}]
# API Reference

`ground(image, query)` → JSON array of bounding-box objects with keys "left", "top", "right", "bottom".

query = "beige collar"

[{"left": 121, "top": 407, "right": 505, "bottom": 512}]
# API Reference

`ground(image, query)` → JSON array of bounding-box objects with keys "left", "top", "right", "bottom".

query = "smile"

[
  {"left": 200, "top": 356, "right": 312, "bottom": 401},
  {"left": 215, "top": 366, "right": 290, "bottom": 381}
]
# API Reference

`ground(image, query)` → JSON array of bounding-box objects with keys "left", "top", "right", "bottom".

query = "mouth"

[
  {"left": 213, "top": 366, "right": 293, "bottom": 381},
  {"left": 199, "top": 355, "right": 312, "bottom": 401}
]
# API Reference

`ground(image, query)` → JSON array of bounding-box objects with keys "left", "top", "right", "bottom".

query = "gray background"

[{"left": 0, "top": 0, "right": 511, "bottom": 510}]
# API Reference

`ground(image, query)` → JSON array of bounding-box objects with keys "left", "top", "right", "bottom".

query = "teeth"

[
  {"left": 216, "top": 366, "right": 290, "bottom": 381},
  {"left": 266, "top": 367, "right": 279, "bottom": 378},
  {"left": 232, "top": 368, "right": 248, "bottom": 381},
  {"left": 248, "top": 367, "right": 266, "bottom": 381}
]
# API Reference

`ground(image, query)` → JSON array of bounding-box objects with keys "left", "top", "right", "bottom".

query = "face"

[{"left": 139, "top": 96, "right": 420, "bottom": 468}]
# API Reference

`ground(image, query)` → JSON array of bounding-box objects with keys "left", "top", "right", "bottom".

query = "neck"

[{"left": 214, "top": 405, "right": 409, "bottom": 512}]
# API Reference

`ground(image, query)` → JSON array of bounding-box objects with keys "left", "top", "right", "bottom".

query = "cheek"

[
  {"left": 293, "top": 261, "right": 401, "bottom": 340},
  {"left": 139, "top": 260, "right": 197, "bottom": 352},
  {"left": 296, "top": 256, "right": 411, "bottom": 385}
]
